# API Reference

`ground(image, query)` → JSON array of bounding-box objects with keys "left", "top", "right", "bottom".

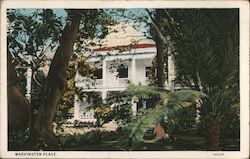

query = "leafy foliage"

[
  {"left": 114, "top": 85, "right": 206, "bottom": 148},
  {"left": 94, "top": 106, "right": 113, "bottom": 126},
  {"left": 74, "top": 9, "right": 118, "bottom": 54},
  {"left": 7, "top": 9, "right": 63, "bottom": 71},
  {"left": 125, "top": 85, "right": 167, "bottom": 99},
  {"left": 59, "top": 130, "right": 103, "bottom": 147},
  {"left": 166, "top": 8, "right": 239, "bottom": 123},
  {"left": 7, "top": 9, "right": 64, "bottom": 126},
  {"left": 159, "top": 9, "right": 239, "bottom": 149},
  {"left": 170, "top": 106, "right": 197, "bottom": 132}
]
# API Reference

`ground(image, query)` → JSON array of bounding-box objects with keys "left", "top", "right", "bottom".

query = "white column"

[
  {"left": 74, "top": 95, "right": 80, "bottom": 120},
  {"left": 168, "top": 54, "right": 175, "bottom": 92},
  {"left": 102, "top": 59, "right": 107, "bottom": 87},
  {"left": 25, "top": 55, "right": 32, "bottom": 102},
  {"left": 102, "top": 58, "right": 107, "bottom": 104},
  {"left": 131, "top": 57, "right": 136, "bottom": 84},
  {"left": 101, "top": 91, "right": 107, "bottom": 104}
]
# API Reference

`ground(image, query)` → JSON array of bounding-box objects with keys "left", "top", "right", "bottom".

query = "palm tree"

[{"left": 163, "top": 9, "right": 239, "bottom": 150}]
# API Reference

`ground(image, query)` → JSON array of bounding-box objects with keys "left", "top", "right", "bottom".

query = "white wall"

[
  {"left": 106, "top": 60, "right": 127, "bottom": 88},
  {"left": 105, "top": 58, "right": 153, "bottom": 87},
  {"left": 133, "top": 58, "right": 152, "bottom": 85}
]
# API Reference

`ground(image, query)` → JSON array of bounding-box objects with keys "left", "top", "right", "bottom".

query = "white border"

[{"left": 0, "top": 1, "right": 249, "bottom": 158}]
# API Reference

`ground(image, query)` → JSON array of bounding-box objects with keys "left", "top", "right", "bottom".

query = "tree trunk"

[
  {"left": 153, "top": 9, "right": 167, "bottom": 139},
  {"left": 153, "top": 38, "right": 166, "bottom": 138},
  {"left": 154, "top": 122, "right": 168, "bottom": 140},
  {"left": 7, "top": 53, "right": 30, "bottom": 132},
  {"left": 29, "top": 68, "right": 35, "bottom": 137},
  {"left": 31, "top": 10, "right": 81, "bottom": 147},
  {"left": 155, "top": 34, "right": 165, "bottom": 87},
  {"left": 154, "top": 9, "right": 165, "bottom": 88},
  {"left": 204, "top": 114, "right": 220, "bottom": 150}
]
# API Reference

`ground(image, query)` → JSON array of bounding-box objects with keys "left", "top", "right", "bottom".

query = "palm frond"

[
  {"left": 121, "top": 89, "right": 206, "bottom": 147},
  {"left": 128, "top": 105, "right": 165, "bottom": 143},
  {"left": 170, "top": 90, "right": 207, "bottom": 104},
  {"left": 125, "top": 85, "right": 168, "bottom": 99}
]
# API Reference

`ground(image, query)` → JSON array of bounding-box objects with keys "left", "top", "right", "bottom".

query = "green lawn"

[
  {"left": 61, "top": 131, "right": 240, "bottom": 151},
  {"left": 9, "top": 129, "right": 239, "bottom": 151}
]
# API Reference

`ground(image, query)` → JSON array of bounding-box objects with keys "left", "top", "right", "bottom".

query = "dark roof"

[{"left": 93, "top": 43, "right": 156, "bottom": 52}]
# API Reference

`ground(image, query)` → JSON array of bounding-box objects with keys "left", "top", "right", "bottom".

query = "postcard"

[{"left": 0, "top": 0, "right": 249, "bottom": 158}]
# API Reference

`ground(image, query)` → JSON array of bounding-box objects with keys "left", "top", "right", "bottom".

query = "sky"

[
  {"left": 16, "top": 8, "right": 154, "bottom": 47},
  {"left": 16, "top": 8, "right": 67, "bottom": 19}
]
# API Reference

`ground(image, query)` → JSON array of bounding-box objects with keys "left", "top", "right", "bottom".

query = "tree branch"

[{"left": 145, "top": 9, "right": 168, "bottom": 44}]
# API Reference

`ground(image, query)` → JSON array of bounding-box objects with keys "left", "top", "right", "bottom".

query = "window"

[
  {"left": 145, "top": 66, "right": 151, "bottom": 78},
  {"left": 137, "top": 99, "right": 154, "bottom": 109},
  {"left": 118, "top": 67, "right": 128, "bottom": 78},
  {"left": 93, "top": 68, "right": 102, "bottom": 79}
]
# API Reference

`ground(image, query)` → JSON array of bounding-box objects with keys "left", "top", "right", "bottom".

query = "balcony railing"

[
  {"left": 95, "top": 79, "right": 103, "bottom": 85},
  {"left": 118, "top": 78, "right": 129, "bottom": 85}
]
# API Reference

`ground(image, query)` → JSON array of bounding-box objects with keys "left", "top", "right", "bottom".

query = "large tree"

[
  {"left": 29, "top": 10, "right": 82, "bottom": 147},
  {"left": 147, "top": 9, "right": 167, "bottom": 88},
  {"left": 145, "top": 9, "right": 172, "bottom": 139},
  {"left": 7, "top": 9, "right": 117, "bottom": 149},
  {"left": 110, "top": 9, "right": 172, "bottom": 139}
]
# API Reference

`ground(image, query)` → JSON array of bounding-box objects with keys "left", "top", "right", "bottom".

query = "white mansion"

[
  {"left": 22, "top": 24, "right": 175, "bottom": 125},
  {"left": 70, "top": 43, "right": 175, "bottom": 124}
]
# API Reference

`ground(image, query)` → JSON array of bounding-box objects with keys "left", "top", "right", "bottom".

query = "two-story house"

[{"left": 69, "top": 43, "right": 175, "bottom": 125}]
